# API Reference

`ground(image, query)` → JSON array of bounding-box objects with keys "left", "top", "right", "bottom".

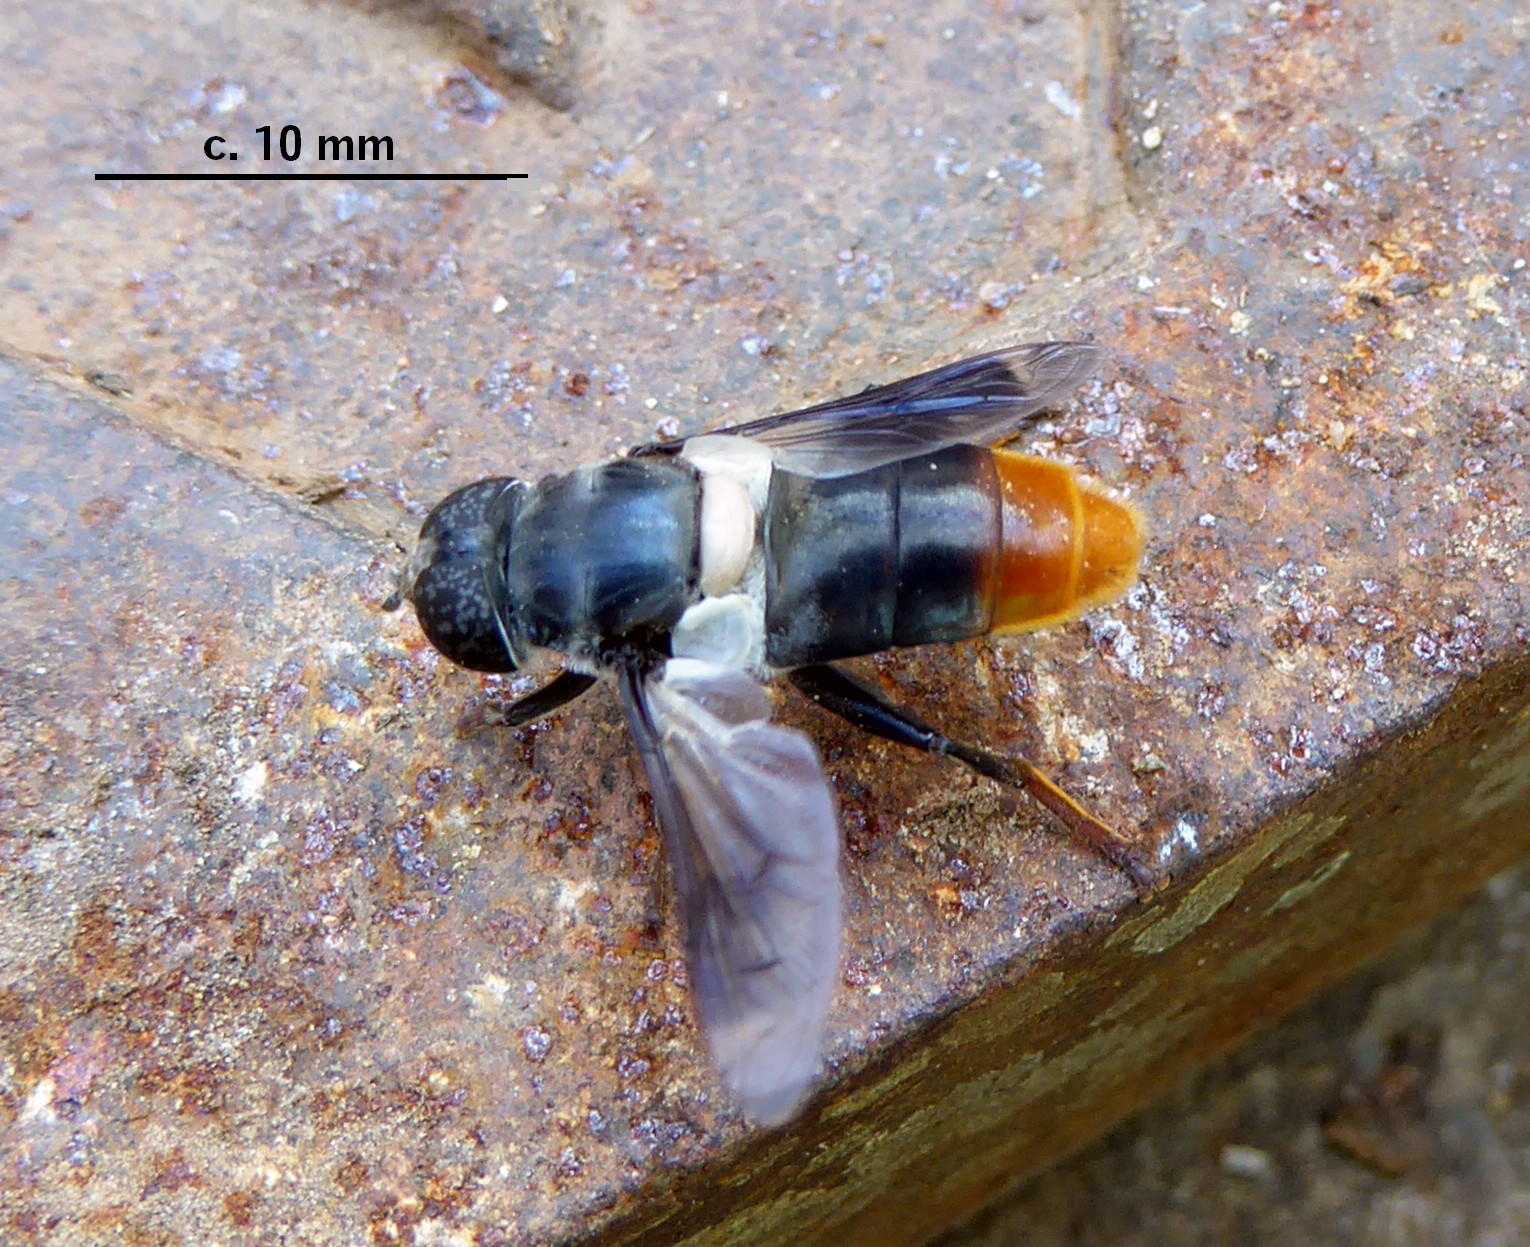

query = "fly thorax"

[{"left": 503, "top": 458, "right": 700, "bottom": 657}]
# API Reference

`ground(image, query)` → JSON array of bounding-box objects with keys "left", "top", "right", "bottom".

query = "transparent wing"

[
  {"left": 723, "top": 341, "right": 1102, "bottom": 476},
  {"left": 618, "top": 657, "right": 841, "bottom": 1125}
]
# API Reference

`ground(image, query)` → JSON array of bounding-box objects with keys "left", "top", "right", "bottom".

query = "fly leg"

[
  {"left": 472, "top": 669, "right": 598, "bottom": 729},
  {"left": 788, "top": 663, "right": 1155, "bottom": 892}
]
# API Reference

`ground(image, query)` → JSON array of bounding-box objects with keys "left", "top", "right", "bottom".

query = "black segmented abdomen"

[
  {"left": 505, "top": 458, "right": 700, "bottom": 652},
  {"left": 762, "top": 444, "right": 1001, "bottom": 667}
]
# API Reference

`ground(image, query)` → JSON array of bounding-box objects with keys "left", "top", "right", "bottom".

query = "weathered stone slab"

[{"left": 0, "top": 0, "right": 1524, "bottom": 1243}]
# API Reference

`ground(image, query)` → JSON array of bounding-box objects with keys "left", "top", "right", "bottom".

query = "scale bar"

[{"left": 94, "top": 173, "right": 528, "bottom": 182}]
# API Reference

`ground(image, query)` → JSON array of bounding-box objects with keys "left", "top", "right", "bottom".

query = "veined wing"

[
  {"left": 721, "top": 341, "right": 1101, "bottom": 476},
  {"left": 618, "top": 657, "right": 841, "bottom": 1125}
]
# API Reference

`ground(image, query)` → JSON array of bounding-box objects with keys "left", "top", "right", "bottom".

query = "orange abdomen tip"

[{"left": 990, "top": 450, "right": 1143, "bottom": 635}]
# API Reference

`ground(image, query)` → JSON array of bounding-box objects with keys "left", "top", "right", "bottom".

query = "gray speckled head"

[{"left": 402, "top": 477, "right": 525, "bottom": 672}]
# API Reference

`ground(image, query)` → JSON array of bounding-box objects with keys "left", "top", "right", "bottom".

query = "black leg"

[
  {"left": 789, "top": 663, "right": 1155, "bottom": 892},
  {"left": 481, "top": 669, "right": 599, "bottom": 728}
]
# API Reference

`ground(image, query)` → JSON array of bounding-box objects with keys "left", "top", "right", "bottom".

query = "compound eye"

[{"left": 404, "top": 478, "right": 521, "bottom": 673}]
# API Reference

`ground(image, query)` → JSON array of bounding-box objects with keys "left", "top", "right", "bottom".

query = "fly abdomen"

[
  {"left": 762, "top": 445, "right": 1140, "bottom": 667},
  {"left": 987, "top": 450, "right": 1141, "bottom": 634},
  {"left": 763, "top": 445, "right": 1001, "bottom": 666}
]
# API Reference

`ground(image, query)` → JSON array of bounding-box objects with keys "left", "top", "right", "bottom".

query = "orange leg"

[{"left": 790, "top": 663, "right": 1155, "bottom": 893}]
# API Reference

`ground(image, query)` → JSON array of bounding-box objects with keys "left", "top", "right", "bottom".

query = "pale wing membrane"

[
  {"left": 619, "top": 658, "right": 841, "bottom": 1124},
  {"left": 725, "top": 341, "right": 1102, "bottom": 476}
]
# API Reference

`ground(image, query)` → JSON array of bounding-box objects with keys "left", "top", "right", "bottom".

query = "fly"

[{"left": 390, "top": 342, "right": 1147, "bottom": 1124}]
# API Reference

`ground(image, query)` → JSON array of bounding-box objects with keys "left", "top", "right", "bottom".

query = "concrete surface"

[
  {"left": 0, "top": 0, "right": 1524, "bottom": 1243},
  {"left": 939, "top": 860, "right": 1530, "bottom": 1247}
]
